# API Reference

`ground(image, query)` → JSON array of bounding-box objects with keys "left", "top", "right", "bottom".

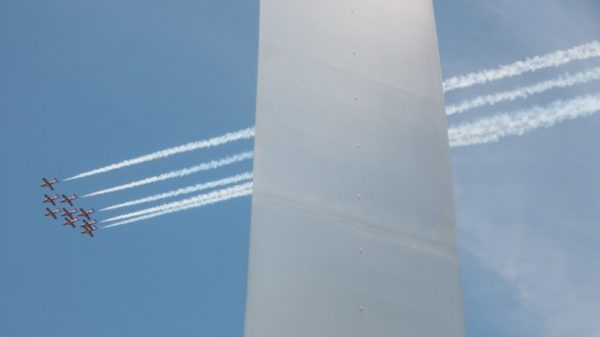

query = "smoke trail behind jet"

[
  {"left": 443, "top": 41, "right": 600, "bottom": 92},
  {"left": 103, "top": 185, "right": 253, "bottom": 229},
  {"left": 102, "top": 182, "right": 253, "bottom": 222},
  {"left": 65, "top": 127, "right": 255, "bottom": 181},
  {"left": 100, "top": 172, "right": 253, "bottom": 211},
  {"left": 446, "top": 67, "right": 600, "bottom": 115},
  {"left": 84, "top": 152, "right": 253, "bottom": 197},
  {"left": 448, "top": 94, "right": 600, "bottom": 147}
]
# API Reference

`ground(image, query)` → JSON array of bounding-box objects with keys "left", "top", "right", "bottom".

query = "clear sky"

[{"left": 0, "top": 1, "right": 598, "bottom": 337}]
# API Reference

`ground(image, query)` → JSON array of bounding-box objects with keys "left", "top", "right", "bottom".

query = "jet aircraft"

[
  {"left": 81, "top": 220, "right": 97, "bottom": 237},
  {"left": 63, "top": 217, "right": 79, "bottom": 228},
  {"left": 41, "top": 178, "right": 58, "bottom": 191},
  {"left": 43, "top": 194, "right": 59, "bottom": 206},
  {"left": 44, "top": 208, "right": 60, "bottom": 219},
  {"left": 61, "top": 208, "right": 78, "bottom": 219},
  {"left": 60, "top": 194, "right": 77, "bottom": 206},
  {"left": 78, "top": 208, "right": 95, "bottom": 220}
]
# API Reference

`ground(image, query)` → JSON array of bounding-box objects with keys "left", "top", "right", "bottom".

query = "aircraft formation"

[{"left": 41, "top": 177, "right": 98, "bottom": 237}]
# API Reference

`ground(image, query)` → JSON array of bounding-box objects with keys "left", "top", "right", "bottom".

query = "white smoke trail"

[
  {"left": 99, "top": 96, "right": 600, "bottom": 227},
  {"left": 102, "top": 185, "right": 253, "bottom": 229},
  {"left": 65, "top": 127, "right": 255, "bottom": 181},
  {"left": 100, "top": 172, "right": 253, "bottom": 211},
  {"left": 443, "top": 41, "right": 600, "bottom": 92},
  {"left": 102, "top": 182, "right": 254, "bottom": 223},
  {"left": 446, "top": 67, "right": 600, "bottom": 115},
  {"left": 448, "top": 94, "right": 600, "bottom": 147},
  {"left": 83, "top": 152, "right": 253, "bottom": 197}
]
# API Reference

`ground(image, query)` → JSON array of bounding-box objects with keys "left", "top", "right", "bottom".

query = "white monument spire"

[{"left": 244, "top": 1, "right": 465, "bottom": 336}]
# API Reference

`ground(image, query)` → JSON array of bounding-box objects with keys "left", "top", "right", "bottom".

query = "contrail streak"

[
  {"left": 65, "top": 127, "right": 255, "bottom": 181},
  {"left": 100, "top": 97, "right": 600, "bottom": 226},
  {"left": 443, "top": 41, "right": 600, "bottom": 92},
  {"left": 446, "top": 67, "right": 600, "bottom": 115},
  {"left": 448, "top": 94, "right": 600, "bottom": 147},
  {"left": 83, "top": 152, "right": 253, "bottom": 197},
  {"left": 102, "top": 185, "right": 253, "bottom": 229},
  {"left": 100, "top": 172, "right": 253, "bottom": 211},
  {"left": 102, "top": 182, "right": 254, "bottom": 223}
]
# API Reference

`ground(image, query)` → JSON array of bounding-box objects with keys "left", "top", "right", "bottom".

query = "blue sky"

[
  {"left": 1, "top": 1, "right": 598, "bottom": 337},
  {"left": 435, "top": 1, "right": 600, "bottom": 337}
]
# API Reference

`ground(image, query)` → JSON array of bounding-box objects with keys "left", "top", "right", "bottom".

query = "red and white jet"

[
  {"left": 61, "top": 208, "right": 78, "bottom": 220},
  {"left": 44, "top": 208, "right": 60, "bottom": 219},
  {"left": 63, "top": 217, "right": 79, "bottom": 228},
  {"left": 78, "top": 208, "right": 95, "bottom": 220},
  {"left": 43, "top": 194, "right": 59, "bottom": 206},
  {"left": 41, "top": 178, "right": 58, "bottom": 191},
  {"left": 81, "top": 220, "right": 97, "bottom": 237},
  {"left": 60, "top": 194, "right": 77, "bottom": 206}
]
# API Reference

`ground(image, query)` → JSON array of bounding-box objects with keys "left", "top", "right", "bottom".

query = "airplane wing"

[{"left": 46, "top": 210, "right": 57, "bottom": 219}]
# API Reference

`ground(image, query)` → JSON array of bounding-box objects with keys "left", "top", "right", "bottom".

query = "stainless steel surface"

[{"left": 245, "top": 1, "right": 465, "bottom": 336}]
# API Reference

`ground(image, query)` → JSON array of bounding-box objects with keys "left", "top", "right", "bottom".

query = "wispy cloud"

[
  {"left": 446, "top": 67, "right": 600, "bottom": 115},
  {"left": 84, "top": 152, "right": 253, "bottom": 197},
  {"left": 460, "top": 216, "right": 600, "bottom": 337},
  {"left": 65, "top": 127, "right": 255, "bottom": 181},
  {"left": 102, "top": 184, "right": 253, "bottom": 229},
  {"left": 100, "top": 172, "right": 253, "bottom": 211},
  {"left": 443, "top": 41, "right": 600, "bottom": 92},
  {"left": 448, "top": 94, "right": 600, "bottom": 147}
]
